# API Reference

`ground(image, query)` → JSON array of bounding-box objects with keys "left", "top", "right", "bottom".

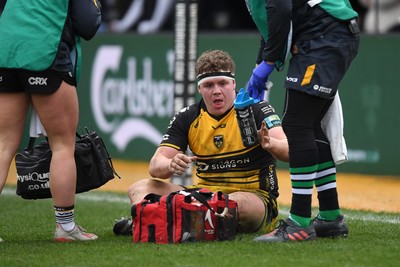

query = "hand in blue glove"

[{"left": 247, "top": 61, "right": 274, "bottom": 101}]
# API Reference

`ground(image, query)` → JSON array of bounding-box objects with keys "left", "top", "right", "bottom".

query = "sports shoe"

[
  {"left": 0, "top": 237, "right": 3, "bottom": 242},
  {"left": 54, "top": 224, "right": 98, "bottom": 242},
  {"left": 312, "top": 215, "right": 348, "bottom": 238},
  {"left": 113, "top": 217, "right": 133, "bottom": 236},
  {"left": 253, "top": 218, "right": 317, "bottom": 242}
]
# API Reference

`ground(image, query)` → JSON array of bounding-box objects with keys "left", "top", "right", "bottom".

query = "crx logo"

[{"left": 28, "top": 77, "right": 48, "bottom": 86}]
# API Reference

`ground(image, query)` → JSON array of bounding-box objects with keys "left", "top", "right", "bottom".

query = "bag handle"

[
  {"left": 77, "top": 129, "right": 121, "bottom": 179},
  {"left": 181, "top": 190, "right": 232, "bottom": 218},
  {"left": 26, "top": 136, "right": 49, "bottom": 150},
  {"left": 143, "top": 193, "right": 162, "bottom": 203}
]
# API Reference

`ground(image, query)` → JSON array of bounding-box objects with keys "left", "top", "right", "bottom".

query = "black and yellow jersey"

[{"left": 160, "top": 99, "right": 282, "bottom": 198}]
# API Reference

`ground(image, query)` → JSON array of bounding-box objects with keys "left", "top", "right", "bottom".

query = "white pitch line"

[
  {"left": 3, "top": 187, "right": 399, "bottom": 224},
  {"left": 2, "top": 187, "right": 130, "bottom": 204},
  {"left": 76, "top": 192, "right": 131, "bottom": 204}
]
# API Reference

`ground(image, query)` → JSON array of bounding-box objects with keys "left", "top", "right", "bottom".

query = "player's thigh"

[
  {"left": 31, "top": 80, "right": 78, "bottom": 146},
  {"left": 0, "top": 69, "right": 31, "bottom": 152},
  {"left": 0, "top": 92, "right": 30, "bottom": 150}
]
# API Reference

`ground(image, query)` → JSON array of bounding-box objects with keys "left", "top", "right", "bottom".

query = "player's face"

[{"left": 198, "top": 77, "right": 236, "bottom": 116}]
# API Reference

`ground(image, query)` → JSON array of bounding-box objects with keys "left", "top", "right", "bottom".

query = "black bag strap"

[
  {"left": 143, "top": 193, "right": 162, "bottom": 203},
  {"left": 27, "top": 137, "right": 36, "bottom": 150},
  {"left": 95, "top": 134, "right": 121, "bottom": 179},
  {"left": 26, "top": 136, "right": 49, "bottom": 150},
  {"left": 183, "top": 190, "right": 231, "bottom": 218}
]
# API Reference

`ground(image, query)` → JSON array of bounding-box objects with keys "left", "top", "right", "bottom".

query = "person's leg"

[
  {"left": 32, "top": 81, "right": 96, "bottom": 241},
  {"left": 127, "top": 178, "right": 184, "bottom": 205},
  {"left": 228, "top": 191, "right": 267, "bottom": 233},
  {"left": 32, "top": 81, "right": 78, "bottom": 207},
  {"left": 313, "top": 116, "right": 348, "bottom": 238},
  {"left": 0, "top": 92, "right": 30, "bottom": 192},
  {"left": 314, "top": 123, "right": 340, "bottom": 219},
  {"left": 255, "top": 90, "right": 330, "bottom": 242},
  {"left": 282, "top": 90, "right": 332, "bottom": 227}
]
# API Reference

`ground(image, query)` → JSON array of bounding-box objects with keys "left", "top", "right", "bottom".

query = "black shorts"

[
  {"left": 0, "top": 68, "right": 76, "bottom": 94},
  {"left": 285, "top": 22, "right": 360, "bottom": 99}
]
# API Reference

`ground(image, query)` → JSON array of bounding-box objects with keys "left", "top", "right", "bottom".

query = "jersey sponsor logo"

[
  {"left": 286, "top": 76, "right": 298, "bottom": 83},
  {"left": 197, "top": 162, "right": 209, "bottom": 171},
  {"left": 28, "top": 77, "right": 48, "bottom": 86},
  {"left": 268, "top": 164, "right": 276, "bottom": 191},
  {"left": 197, "top": 158, "right": 251, "bottom": 172},
  {"left": 261, "top": 105, "right": 275, "bottom": 114},
  {"left": 167, "top": 116, "right": 176, "bottom": 129},
  {"left": 313, "top": 84, "right": 332, "bottom": 94},
  {"left": 264, "top": 114, "right": 281, "bottom": 128},
  {"left": 214, "top": 135, "right": 224, "bottom": 149}
]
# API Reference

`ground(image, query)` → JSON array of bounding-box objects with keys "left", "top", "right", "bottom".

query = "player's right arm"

[
  {"left": 149, "top": 146, "right": 197, "bottom": 179},
  {"left": 149, "top": 104, "right": 198, "bottom": 179}
]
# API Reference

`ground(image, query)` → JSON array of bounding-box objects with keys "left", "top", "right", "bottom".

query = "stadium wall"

[{"left": 21, "top": 33, "right": 400, "bottom": 176}]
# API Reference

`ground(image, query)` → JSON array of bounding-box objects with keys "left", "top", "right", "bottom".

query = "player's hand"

[
  {"left": 168, "top": 153, "right": 197, "bottom": 176},
  {"left": 258, "top": 120, "right": 271, "bottom": 150},
  {"left": 247, "top": 61, "right": 274, "bottom": 101}
]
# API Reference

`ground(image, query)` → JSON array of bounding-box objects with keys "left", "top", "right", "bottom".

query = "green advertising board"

[{"left": 75, "top": 33, "right": 399, "bottom": 176}]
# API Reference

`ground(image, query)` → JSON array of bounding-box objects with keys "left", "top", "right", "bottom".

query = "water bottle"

[{"left": 234, "top": 88, "right": 259, "bottom": 147}]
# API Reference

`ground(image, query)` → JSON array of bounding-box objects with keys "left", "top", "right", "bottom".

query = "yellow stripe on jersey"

[
  {"left": 159, "top": 143, "right": 181, "bottom": 151},
  {"left": 301, "top": 64, "right": 316, "bottom": 86}
]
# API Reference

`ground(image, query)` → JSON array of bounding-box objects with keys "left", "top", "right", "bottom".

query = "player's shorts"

[
  {"left": 284, "top": 20, "right": 360, "bottom": 99},
  {"left": 0, "top": 68, "right": 76, "bottom": 94},
  {"left": 185, "top": 185, "right": 279, "bottom": 234}
]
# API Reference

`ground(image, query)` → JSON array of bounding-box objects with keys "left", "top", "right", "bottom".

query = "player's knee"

[{"left": 229, "top": 192, "right": 265, "bottom": 233}]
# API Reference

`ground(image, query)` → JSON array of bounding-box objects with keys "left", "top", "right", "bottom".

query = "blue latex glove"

[{"left": 247, "top": 61, "right": 274, "bottom": 101}]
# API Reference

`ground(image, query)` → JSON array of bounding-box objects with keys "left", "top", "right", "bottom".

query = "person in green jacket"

[
  {"left": 245, "top": 0, "right": 360, "bottom": 242},
  {"left": 0, "top": 0, "right": 101, "bottom": 242}
]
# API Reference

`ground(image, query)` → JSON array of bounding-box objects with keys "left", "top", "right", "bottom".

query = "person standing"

[
  {"left": 245, "top": 0, "right": 360, "bottom": 242},
  {"left": 0, "top": 0, "right": 102, "bottom": 242}
]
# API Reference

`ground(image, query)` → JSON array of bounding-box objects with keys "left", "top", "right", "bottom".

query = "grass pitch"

[{"left": 1, "top": 186, "right": 399, "bottom": 267}]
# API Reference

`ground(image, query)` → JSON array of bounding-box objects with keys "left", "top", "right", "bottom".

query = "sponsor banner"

[{"left": 80, "top": 35, "right": 176, "bottom": 161}]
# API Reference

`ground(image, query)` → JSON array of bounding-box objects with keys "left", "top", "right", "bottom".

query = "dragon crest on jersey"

[{"left": 214, "top": 135, "right": 224, "bottom": 149}]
